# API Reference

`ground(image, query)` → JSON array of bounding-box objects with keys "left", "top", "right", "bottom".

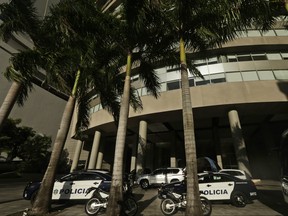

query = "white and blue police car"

[
  {"left": 198, "top": 172, "right": 257, "bottom": 207},
  {"left": 23, "top": 170, "right": 111, "bottom": 204}
]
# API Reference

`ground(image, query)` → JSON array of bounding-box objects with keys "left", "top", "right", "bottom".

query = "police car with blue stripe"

[
  {"left": 198, "top": 172, "right": 257, "bottom": 207},
  {"left": 23, "top": 169, "right": 111, "bottom": 204}
]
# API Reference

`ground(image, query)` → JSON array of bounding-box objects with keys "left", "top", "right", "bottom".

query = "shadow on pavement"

[
  {"left": 136, "top": 194, "right": 158, "bottom": 216},
  {"left": 257, "top": 189, "right": 288, "bottom": 216}
]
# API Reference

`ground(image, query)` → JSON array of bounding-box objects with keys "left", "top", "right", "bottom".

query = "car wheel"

[
  {"left": 140, "top": 179, "right": 149, "bottom": 189},
  {"left": 200, "top": 196, "right": 212, "bottom": 216},
  {"left": 30, "top": 191, "right": 38, "bottom": 205},
  {"left": 231, "top": 191, "right": 247, "bottom": 207},
  {"left": 170, "top": 179, "right": 178, "bottom": 183}
]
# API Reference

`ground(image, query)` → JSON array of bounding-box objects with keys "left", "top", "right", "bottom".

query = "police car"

[
  {"left": 23, "top": 169, "right": 111, "bottom": 204},
  {"left": 198, "top": 172, "right": 257, "bottom": 207}
]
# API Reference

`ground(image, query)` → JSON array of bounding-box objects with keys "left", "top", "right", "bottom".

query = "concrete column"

[
  {"left": 96, "top": 142, "right": 104, "bottom": 169},
  {"left": 212, "top": 118, "right": 223, "bottom": 169},
  {"left": 88, "top": 131, "right": 101, "bottom": 169},
  {"left": 70, "top": 140, "right": 83, "bottom": 172},
  {"left": 228, "top": 110, "right": 252, "bottom": 177},
  {"left": 170, "top": 132, "right": 177, "bottom": 167},
  {"left": 136, "top": 120, "right": 148, "bottom": 175},
  {"left": 130, "top": 142, "right": 137, "bottom": 172}
]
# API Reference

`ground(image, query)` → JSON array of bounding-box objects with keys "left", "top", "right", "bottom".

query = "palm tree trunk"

[
  {"left": 30, "top": 70, "right": 80, "bottom": 215},
  {"left": 0, "top": 82, "right": 22, "bottom": 132},
  {"left": 179, "top": 38, "right": 202, "bottom": 216},
  {"left": 106, "top": 52, "right": 132, "bottom": 216}
]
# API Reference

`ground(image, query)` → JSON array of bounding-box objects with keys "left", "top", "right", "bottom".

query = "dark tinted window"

[
  {"left": 153, "top": 169, "right": 164, "bottom": 175},
  {"left": 211, "top": 174, "right": 232, "bottom": 182},
  {"left": 198, "top": 175, "right": 211, "bottom": 183}
]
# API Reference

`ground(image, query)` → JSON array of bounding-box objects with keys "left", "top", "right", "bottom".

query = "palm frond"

[{"left": 0, "top": 0, "right": 41, "bottom": 43}]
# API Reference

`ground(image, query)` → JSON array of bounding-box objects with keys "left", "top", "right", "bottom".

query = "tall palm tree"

[
  {"left": 0, "top": 0, "right": 41, "bottom": 131},
  {"left": 105, "top": 1, "right": 178, "bottom": 214},
  {"left": 156, "top": 0, "right": 274, "bottom": 215},
  {"left": 1, "top": 0, "right": 141, "bottom": 215}
]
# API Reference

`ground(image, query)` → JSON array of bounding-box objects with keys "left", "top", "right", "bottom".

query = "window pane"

[
  {"left": 196, "top": 80, "right": 210, "bottom": 86},
  {"left": 275, "top": 29, "right": 288, "bottom": 36},
  {"left": 237, "top": 31, "right": 248, "bottom": 37},
  {"left": 142, "top": 87, "right": 148, "bottom": 96},
  {"left": 237, "top": 54, "right": 252, "bottom": 61},
  {"left": 226, "top": 72, "right": 242, "bottom": 82},
  {"left": 262, "top": 30, "right": 276, "bottom": 36},
  {"left": 242, "top": 71, "right": 258, "bottom": 81},
  {"left": 227, "top": 55, "right": 237, "bottom": 62},
  {"left": 247, "top": 30, "right": 261, "bottom": 37},
  {"left": 189, "top": 79, "right": 195, "bottom": 87},
  {"left": 207, "top": 57, "right": 218, "bottom": 64},
  {"left": 167, "top": 81, "right": 180, "bottom": 90},
  {"left": 281, "top": 53, "right": 288, "bottom": 60},
  {"left": 257, "top": 71, "right": 275, "bottom": 80},
  {"left": 252, "top": 54, "right": 267, "bottom": 61},
  {"left": 210, "top": 73, "right": 226, "bottom": 83},
  {"left": 193, "top": 59, "right": 206, "bottom": 66},
  {"left": 267, "top": 53, "right": 282, "bottom": 60},
  {"left": 160, "top": 83, "right": 167, "bottom": 92},
  {"left": 274, "top": 70, "right": 288, "bottom": 80}
]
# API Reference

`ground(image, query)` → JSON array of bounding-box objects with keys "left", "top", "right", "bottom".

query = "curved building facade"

[{"left": 69, "top": 21, "right": 288, "bottom": 180}]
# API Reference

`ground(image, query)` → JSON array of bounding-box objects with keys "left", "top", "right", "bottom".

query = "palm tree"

[
  {"left": 156, "top": 0, "right": 274, "bottom": 215},
  {"left": 105, "top": 1, "right": 178, "bottom": 214},
  {"left": 0, "top": 0, "right": 41, "bottom": 132},
  {"left": 1, "top": 0, "right": 141, "bottom": 214},
  {"left": 18, "top": 1, "right": 144, "bottom": 214}
]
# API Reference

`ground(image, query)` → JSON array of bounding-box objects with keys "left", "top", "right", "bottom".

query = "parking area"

[{"left": 2, "top": 186, "right": 286, "bottom": 216}]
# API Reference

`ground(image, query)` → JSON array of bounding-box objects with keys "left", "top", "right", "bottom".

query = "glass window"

[
  {"left": 242, "top": 71, "right": 258, "bottom": 81},
  {"left": 207, "top": 57, "right": 218, "bottom": 65},
  {"left": 137, "top": 88, "right": 142, "bottom": 96},
  {"left": 210, "top": 73, "right": 226, "bottom": 83},
  {"left": 262, "top": 30, "right": 276, "bottom": 36},
  {"left": 237, "top": 54, "right": 252, "bottom": 62},
  {"left": 193, "top": 59, "right": 207, "bottom": 66},
  {"left": 275, "top": 29, "right": 288, "bottom": 36},
  {"left": 189, "top": 79, "right": 195, "bottom": 87},
  {"left": 227, "top": 55, "right": 237, "bottom": 62},
  {"left": 167, "top": 81, "right": 180, "bottom": 90},
  {"left": 196, "top": 80, "right": 210, "bottom": 86},
  {"left": 160, "top": 83, "right": 167, "bottom": 92},
  {"left": 153, "top": 169, "right": 164, "bottom": 175},
  {"left": 141, "top": 87, "right": 148, "bottom": 96},
  {"left": 252, "top": 54, "right": 267, "bottom": 61},
  {"left": 257, "top": 71, "right": 275, "bottom": 80},
  {"left": 167, "top": 67, "right": 180, "bottom": 73},
  {"left": 274, "top": 70, "right": 288, "bottom": 80},
  {"left": 237, "top": 31, "right": 248, "bottom": 37},
  {"left": 226, "top": 72, "right": 242, "bottom": 82},
  {"left": 267, "top": 53, "right": 282, "bottom": 60},
  {"left": 281, "top": 53, "right": 288, "bottom": 60},
  {"left": 247, "top": 30, "right": 261, "bottom": 37}
]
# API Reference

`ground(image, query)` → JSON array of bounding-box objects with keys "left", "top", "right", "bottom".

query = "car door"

[
  {"left": 199, "top": 173, "right": 235, "bottom": 201},
  {"left": 52, "top": 173, "right": 103, "bottom": 200},
  {"left": 150, "top": 169, "right": 165, "bottom": 184},
  {"left": 52, "top": 173, "right": 78, "bottom": 200},
  {"left": 69, "top": 173, "right": 103, "bottom": 200}
]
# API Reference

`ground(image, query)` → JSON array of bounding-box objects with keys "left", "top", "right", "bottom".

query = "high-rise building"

[{"left": 1, "top": 0, "right": 288, "bottom": 180}]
